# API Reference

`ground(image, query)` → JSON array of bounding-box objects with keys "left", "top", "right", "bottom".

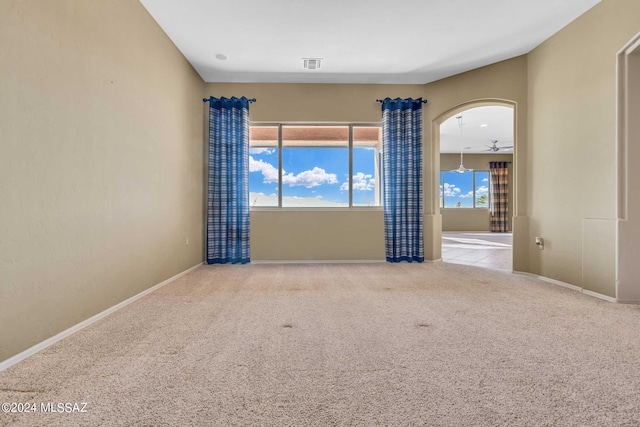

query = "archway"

[{"left": 432, "top": 99, "right": 518, "bottom": 271}]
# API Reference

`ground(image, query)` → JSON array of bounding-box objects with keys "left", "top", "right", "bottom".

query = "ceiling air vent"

[{"left": 303, "top": 58, "right": 322, "bottom": 70}]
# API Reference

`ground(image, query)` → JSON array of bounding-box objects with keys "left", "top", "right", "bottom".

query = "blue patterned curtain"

[
  {"left": 381, "top": 98, "right": 424, "bottom": 263},
  {"left": 206, "top": 96, "right": 251, "bottom": 264}
]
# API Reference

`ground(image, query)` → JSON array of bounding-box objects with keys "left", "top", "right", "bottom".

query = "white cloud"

[
  {"left": 249, "top": 192, "right": 346, "bottom": 207},
  {"left": 249, "top": 148, "right": 275, "bottom": 155},
  {"left": 282, "top": 167, "right": 338, "bottom": 188},
  {"left": 250, "top": 157, "right": 344, "bottom": 189},
  {"left": 476, "top": 186, "right": 489, "bottom": 196},
  {"left": 353, "top": 172, "right": 375, "bottom": 191},
  {"left": 282, "top": 195, "right": 346, "bottom": 207},
  {"left": 249, "top": 192, "right": 278, "bottom": 207},
  {"left": 482, "top": 178, "right": 488, "bottom": 182},
  {"left": 444, "top": 184, "right": 488, "bottom": 199},
  {"left": 442, "top": 183, "right": 461, "bottom": 197},
  {"left": 249, "top": 156, "right": 278, "bottom": 183},
  {"left": 340, "top": 172, "right": 376, "bottom": 191}
]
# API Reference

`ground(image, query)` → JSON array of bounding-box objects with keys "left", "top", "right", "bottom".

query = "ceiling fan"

[{"left": 483, "top": 139, "right": 514, "bottom": 152}]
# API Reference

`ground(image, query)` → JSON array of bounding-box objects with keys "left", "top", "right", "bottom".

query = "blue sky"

[
  {"left": 249, "top": 147, "right": 378, "bottom": 206},
  {"left": 250, "top": 148, "right": 489, "bottom": 208},
  {"left": 441, "top": 171, "right": 489, "bottom": 208}
]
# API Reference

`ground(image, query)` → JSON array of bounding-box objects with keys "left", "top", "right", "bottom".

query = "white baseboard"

[
  {"left": 616, "top": 298, "right": 640, "bottom": 304},
  {"left": 250, "top": 259, "right": 386, "bottom": 264},
  {"left": 513, "top": 270, "right": 623, "bottom": 303},
  {"left": 249, "top": 259, "right": 441, "bottom": 264},
  {"left": 514, "top": 271, "right": 583, "bottom": 292},
  {"left": 582, "top": 289, "right": 618, "bottom": 303},
  {"left": 0, "top": 262, "right": 204, "bottom": 372}
]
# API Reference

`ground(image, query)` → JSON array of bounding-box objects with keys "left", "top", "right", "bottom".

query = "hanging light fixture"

[{"left": 451, "top": 115, "right": 473, "bottom": 173}]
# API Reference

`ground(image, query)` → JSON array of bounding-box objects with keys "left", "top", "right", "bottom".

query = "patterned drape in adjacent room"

[
  {"left": 381, "top": 97, "right": 424, "bottom": 263},
  {"left": 206, "top": 96, "right": 251, "bottom": 264},
  {"left": 489, "top": 161, "right": 509, "bottom": 233}
]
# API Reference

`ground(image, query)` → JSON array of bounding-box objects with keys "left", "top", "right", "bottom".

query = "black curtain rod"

[
  {"left": 487, "top": 161, "right": 512, "bottom": 164},
  {"left": 376, "top": 98, "right": 428, "bottom": 104},
  {"left": 202, "top": 97, "right": 256, "bottom": 103}
]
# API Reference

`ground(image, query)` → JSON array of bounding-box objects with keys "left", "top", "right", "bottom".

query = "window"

[
  {"left": 249, "top": 126, "right": 279, "bottom": 207},
  {"left": 440, "top": 170, "right": 490, "bottom": 208},
  {"left": 249, "top": 125, "right": 382, "bottom": 208},
  {"left": 353, "top": 127, "right": 383, "bottom": 206}
]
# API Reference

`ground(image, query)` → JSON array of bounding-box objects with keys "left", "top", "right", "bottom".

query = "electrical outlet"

[
  {"left": 535, "top": 237, "right": 544, "bottom": 250},
  {"left": 185, "top": 238, "right": 189, "bottom": 246}
]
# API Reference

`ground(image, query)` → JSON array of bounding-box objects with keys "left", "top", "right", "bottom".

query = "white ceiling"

[
  {"left": 440, "top": 106, "right": 513, "bottom": 154},
  {"left": 139, "top": 0, "right": 600, "bottom": 84}
]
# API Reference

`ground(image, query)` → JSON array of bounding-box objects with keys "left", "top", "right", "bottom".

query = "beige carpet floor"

[{"left": 1, "top": 263, "right": 640, "bottom": 426}]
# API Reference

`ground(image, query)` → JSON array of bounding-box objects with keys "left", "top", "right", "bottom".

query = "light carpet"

[{"left": 1, "top": 263, "right": 640, "bottom": 426}]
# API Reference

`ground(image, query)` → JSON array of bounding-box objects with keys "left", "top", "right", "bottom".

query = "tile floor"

[{"left": 441, "top": 231, "right": 512, "bottom": 272}]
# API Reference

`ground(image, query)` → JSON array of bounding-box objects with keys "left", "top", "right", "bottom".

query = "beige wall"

[
  {"left": 206, "top": 56, "right": 528, "bottom": 262},
  {"left": 206, "top": 83, "right": 418, "bottom": 262},
  {"left": 0, "top": 0, "right": 205, "bottom": 362},
  {"left": 251, "top": 210, "right": 385, "bottom": 261},
  {"left": 206, "top": 83, "right": 420, "bottom": 123},
  {"left": 440, "top": 154, "right": 513, "bottom": 232},
  {"left": 11, "top": 0, "right": 633, "bottom": 363},
  {"left": 618, "top": 36, "right": 640, "bottom": 302},
  {"left": 425, "top": 58, "right": 528, "bottom": 268},
  {"left": 527, "top": 0, "right": 640, "bottom": 297}
]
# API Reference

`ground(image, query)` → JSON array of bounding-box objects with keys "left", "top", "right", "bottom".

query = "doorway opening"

[{"left": 436, "top": 103, "right": 515, "bottom": 271}]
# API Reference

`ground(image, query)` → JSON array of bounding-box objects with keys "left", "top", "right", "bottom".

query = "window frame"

[
  {"left": 439, "top": 170, "right": 491, "bottom": 209},
  {"left": 249, "top": 123, "right": 383, "bottom": 210}
]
